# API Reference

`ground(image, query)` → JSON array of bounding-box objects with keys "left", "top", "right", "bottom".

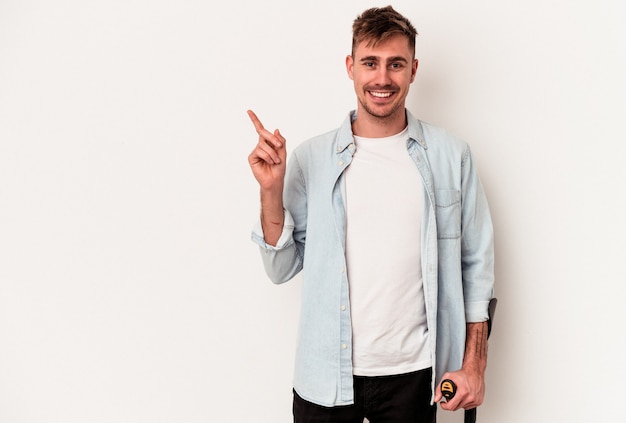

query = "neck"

[{"left": 351, "top": 107, "right": 407, "bottom": 138}]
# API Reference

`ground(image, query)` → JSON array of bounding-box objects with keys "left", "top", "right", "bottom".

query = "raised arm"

[{"left": 247, "top": 110, "right": 286, "bottom": 246}]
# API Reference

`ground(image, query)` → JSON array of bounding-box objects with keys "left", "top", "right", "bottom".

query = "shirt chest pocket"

[{"left": 434, "top": 189, "right": 461, "bottom": 239}]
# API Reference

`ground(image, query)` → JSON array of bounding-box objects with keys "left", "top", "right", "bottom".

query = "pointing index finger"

[
  {"left": 247, "top": 110, "right": 283, "bottom": 148},
  {"left": 247, "top": 110, "right": 265, "bottom": 132}
]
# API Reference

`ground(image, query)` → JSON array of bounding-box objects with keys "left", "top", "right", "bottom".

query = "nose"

[{"left": 374, "top": 67, "right": 391, "bottom": 86}]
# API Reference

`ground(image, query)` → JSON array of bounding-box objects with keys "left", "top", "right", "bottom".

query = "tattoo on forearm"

[{"left": 474, "top": 323, "right": 487, "bottom": 358}]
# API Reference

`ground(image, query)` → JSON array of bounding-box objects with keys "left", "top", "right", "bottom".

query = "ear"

[
  {"left": 346, "top": 55, "right": 355, "bottom": 80},
  {"left": 410, "top": 58, "right": 419, "bottom": 83}
]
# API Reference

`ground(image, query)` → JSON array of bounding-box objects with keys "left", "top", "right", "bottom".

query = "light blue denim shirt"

[{"left": 251, "top": 110, "right": 494, "bottom": 407}]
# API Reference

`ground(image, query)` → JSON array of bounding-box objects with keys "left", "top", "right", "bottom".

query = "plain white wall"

[{"left": 1, "top": 1, "right": 625, "bottom": 422}]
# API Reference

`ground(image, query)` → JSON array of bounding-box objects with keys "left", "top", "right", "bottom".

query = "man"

[{"left": 248, "top": 6, "right": 494, "bottom": 422}]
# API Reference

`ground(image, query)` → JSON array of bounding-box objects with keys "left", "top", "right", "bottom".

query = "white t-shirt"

[{"left": 345, "top": 127, "right": 431, "bottom": 376}]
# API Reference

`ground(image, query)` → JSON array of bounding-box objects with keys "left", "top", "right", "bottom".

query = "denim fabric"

[{"left": 251, "top": 110, "right": 494, "bottom": 407}]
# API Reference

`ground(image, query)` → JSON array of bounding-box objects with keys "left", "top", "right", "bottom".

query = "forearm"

[
  {"left": 260, "top": 186, "right": 284, "bottom": 247},
  {"left": 462, "top": 321, "right": 488, "bottom": 376},
  {"left": 435, "top": 320, "right": 489, "bottom": 409}
]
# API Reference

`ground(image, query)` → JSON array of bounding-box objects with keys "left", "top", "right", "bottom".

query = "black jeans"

[{"left": 293, "top": 368, "right": 436, "bottom": 423}]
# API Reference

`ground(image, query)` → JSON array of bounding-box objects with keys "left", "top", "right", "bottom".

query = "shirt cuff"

[
  {"left": 464, "top": 300, "right": 490, "bottom": 323},
  {"left": 251, "top": 209, "right": 295, "bottom": 250}
]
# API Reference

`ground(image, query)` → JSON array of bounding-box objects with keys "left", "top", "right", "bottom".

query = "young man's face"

[{"left": 346, "top": 35, "right": 418, "bottom": 122}]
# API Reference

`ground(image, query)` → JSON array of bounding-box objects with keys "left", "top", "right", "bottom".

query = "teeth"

[{"left": 370, "top": 91, "right": 392, "bottom": 98}]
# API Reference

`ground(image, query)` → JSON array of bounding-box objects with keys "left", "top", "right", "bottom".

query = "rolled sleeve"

[
  {"left": 251, "top": 209, "right": 296, "bottom": 251},
  {"left": 464, "top": 300, "right": 491, "bottom": 323},
  {"left": 251, "top": 209, "right": 303, "bottom": 284}
]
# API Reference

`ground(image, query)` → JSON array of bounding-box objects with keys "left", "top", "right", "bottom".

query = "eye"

[
  {"left": 364, "top": 61, "right": 375, "bottom": 67},
  {"left": 389, "top": 62, "right": 403, "bottom": 69}
]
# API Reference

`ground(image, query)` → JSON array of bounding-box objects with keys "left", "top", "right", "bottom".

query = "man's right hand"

[
  {"left": 247, "top": 110, "right": 286, "bottom": 246},
  {"left": 247, "top": 110, "right": 287, "bottom": 191}
]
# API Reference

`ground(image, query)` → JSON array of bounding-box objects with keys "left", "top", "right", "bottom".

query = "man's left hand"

[{"left": 434, "top": 368, "right": 485, "bottom": 411}]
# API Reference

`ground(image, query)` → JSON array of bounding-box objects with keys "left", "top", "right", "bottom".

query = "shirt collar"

[{"left": 335, "top": 109, "right": 427, "bottom": 154}]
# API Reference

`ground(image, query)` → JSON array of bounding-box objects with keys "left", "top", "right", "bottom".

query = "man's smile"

[{"left": 369, "top": 91, "right": 393, "bottom": 98}]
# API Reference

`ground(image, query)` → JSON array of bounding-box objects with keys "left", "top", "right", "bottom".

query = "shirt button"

[
  {"left": 341, "top": 305, "right": 346, "bottom": 311},
  {"left": 341, "top": 344, "right": 347, "bottom": 349},
  {"left": 338, "top": 160, "right": 344, "bottom": 166}
]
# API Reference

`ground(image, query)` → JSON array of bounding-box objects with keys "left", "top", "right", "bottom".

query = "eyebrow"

[{"left": 359, "top": 56, "right": 409, "bottom": 63}]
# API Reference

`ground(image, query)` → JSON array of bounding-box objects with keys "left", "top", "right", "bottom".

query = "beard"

[
  {"left": 359, "top": 96, "right": 403, "bottom": 120},
  {"left": 357, "top": 84, "right": 404, "bottom": 120}
]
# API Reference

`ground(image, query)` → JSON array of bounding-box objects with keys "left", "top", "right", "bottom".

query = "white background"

[{"left": 1, "top": 1, "right": 625, "bottom": 422}]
